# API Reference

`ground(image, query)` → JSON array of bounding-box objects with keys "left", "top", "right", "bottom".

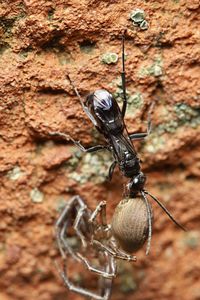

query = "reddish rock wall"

[{"left": 0, "top": 1, "right": 200, "bottom": 299}]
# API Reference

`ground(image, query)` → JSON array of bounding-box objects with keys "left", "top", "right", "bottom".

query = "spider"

[{"left": 55, "top": 195, "right": 137, "bottom": 300}]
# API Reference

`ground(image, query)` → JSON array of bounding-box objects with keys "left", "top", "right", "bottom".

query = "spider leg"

[
  {"left": 56, "top": 195, "right": 90, "bottom": 262},
  {"left": 76, "top": 252, "right": 116, "bottom": 279},
  {"left": 72, "top": 196, "right": 90, "bottom": 248},
  {"left": 109, "top": 239, "right": 136, "bottom": 258},
  {"left": 75, "top": 200, "right": 117, "bottom": 278},
  {"left": 58, "top": 219, "right": 80, "bottom": 261},
  {"left": 92, "top": 240, "right": 136, "bottom": 262},
  {"left": 141, "top": 191, "right": 153, "bottom": 255},
  {"left": 89, "top": 201, "right": 107, "bottom": 227},
  {"left": 56, "top": 260, "right": 113, "bottom": 300},
  {"left": 98, "top": 252, "right": 116, "bottom": 299},
  {"left": 59, "top": 198, "right": 116, "bottom": 279},
  {"left": 55, "top": 196, "right": 81, "bottom": 261}
]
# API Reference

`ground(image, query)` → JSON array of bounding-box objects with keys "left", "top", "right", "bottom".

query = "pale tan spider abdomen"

[{"left": 111, "top": 197, "right": 151, "bottom": 253}]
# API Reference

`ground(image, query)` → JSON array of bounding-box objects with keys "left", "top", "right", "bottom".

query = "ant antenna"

[
  {"left": 66, "top": 74, "right": 85, "bottom": 111},
  {"left": 144, "top": 190, "right": 186, "bottom": 231},
  {"left": 66, "top": 74, "right": 98, "bottom": 126},
  {"left": 121, "top": 30, "right": 127, "bottom": 118}
]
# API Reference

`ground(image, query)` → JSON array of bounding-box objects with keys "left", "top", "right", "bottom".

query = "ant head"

[
  {"left": 93, "top": 90, "right": 113, "bottom": 110},
  {"left": 86, "top": 90, "right": 113, "bottom": 112},
  {"left": 127, "top": 172, "right": 146, "bottom": 194}
]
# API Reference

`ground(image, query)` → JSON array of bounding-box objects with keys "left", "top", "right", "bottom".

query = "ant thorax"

[{"left": 127, "top": 172, "right": 146, "bottom": 195}]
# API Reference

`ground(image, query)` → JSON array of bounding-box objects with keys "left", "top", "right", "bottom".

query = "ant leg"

[
  {"left": 72, "top": 141, "right": 108, "bottom": 153},
  {"left": 121, "top": 32, "right": 127, "bottom": 118},
  {"left": 129, "top": 132, "right": 149, "bottom": 141},
  {"left": 49, "top": 131, "right": 109, "bottom": 153},
  {"left": 144, "top": 190, "right": 186, "bottom": 231},
  {"left": 66, "top": 74, "right": 98, "bottom": 127},
  {"left": 107, "top": 161, "right": 117, "bottom": 181},
  {"left": 56, "top": 260, "right": 112, "bottom": 300},
  {"left": 98, "top": 253, "right": 116, "bottom": 299},
  {"left": 141, "top": 191, "right": 153, "bottom": 255},
  {"left": 89, "top": 201, "right": 107, "bottom": 227},
  {"left": 129, "top": 102, "right": 154, "bottom": 141}
]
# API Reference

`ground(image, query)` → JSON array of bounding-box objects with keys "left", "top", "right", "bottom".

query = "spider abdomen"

[{"left": 111, "top": 197, "right": 152, "bottom": 253}]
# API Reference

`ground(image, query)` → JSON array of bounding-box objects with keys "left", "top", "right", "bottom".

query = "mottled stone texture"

[{"left": 0, "top": 1, "right": 200, "bottom": 300}]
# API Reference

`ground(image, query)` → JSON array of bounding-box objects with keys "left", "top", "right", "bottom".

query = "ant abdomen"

[{"left": 111, "top": 197, "right": 152, "bottom": 253}]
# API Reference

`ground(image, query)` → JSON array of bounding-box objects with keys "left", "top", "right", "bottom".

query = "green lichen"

[
  {"left": 110, "top": 77, "right": 143, "bottom": 117},
  {"left": 101, "top": 52, "right": 118, "bottom": 64},
  {"left": 66, "top": 149, "right": 113, "bottom": 184},
  {"left": 144, "top": 103, "right": 200, "bottom": 153},
  {"left": 128, "top": 93, "right": 144, "bottom": 109},
  {"left": 157, "top": 103, "right": 200, "bottom": 134},
  {"left": 181, "top": 231, "right": 200, "bottom": 249},
  {"left": 117, "top": 91, "right": 144, "bottom": 116},
  {"left": 66, "top": 149, "right": 82, "bottom": 170},
  {"left": 118, "top": 261, "right": 138, "bottom": 293},
  {"left": 30, "top": 188, "right": 44, "bottom": 203},
  {"left": 66, "top": 237, "right": 80, "bottom": 249},
  {"left": 90, "top": 127, "right": 104, "bottom": 145},
  {"left": 144, "top": 135, "right": 166, "bottom": 153},
  {"left": 56, "top": 198, "right": 67, "bottom": 212},
  {"left": 174, "top": 103, "right": 200, "bottom": 127},
  {"left": 157, "top": 119, "right": 179, "bottom": 134},
  {"left": 139, "top": 57, "right": 163, "bottom": 78},
  {"left": 7, "top": 166, "right": 24, "bottom": 180},
  {"left": 139, "top": 20, "right": 149, "bottom": 30},
  {"left": 129, "top": 9, "right": 149, "bottom": 30},
  {"left": 73, "top": 273, "right": 84, "bottom": 285},
  {"left": 120, "top": 275, "right": 137, "bottom": 293},
  {"left": 130, "top": 9, "right": 145, "bottom": 23}
]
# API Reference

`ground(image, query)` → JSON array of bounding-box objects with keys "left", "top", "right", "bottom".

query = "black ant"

[{"left": 53, "top": 32, "right": 186, "bottom": 299}]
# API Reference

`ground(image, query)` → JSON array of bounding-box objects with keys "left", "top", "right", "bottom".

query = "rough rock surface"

[{"left": 0, "top": 1, "right": 200, "bottom": 300}]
